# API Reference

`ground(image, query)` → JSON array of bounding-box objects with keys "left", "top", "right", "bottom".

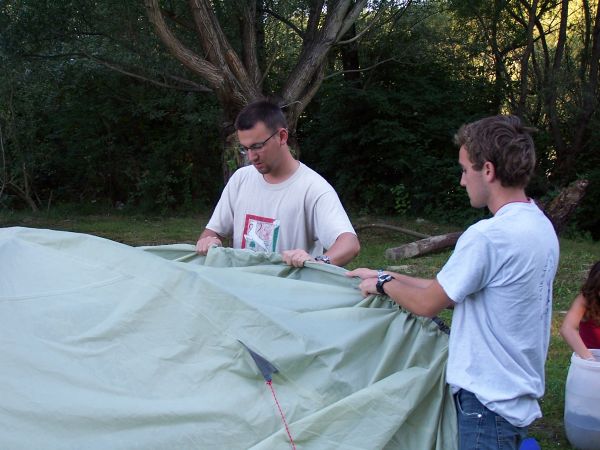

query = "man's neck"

[
  {"left": 488, "top": 186, "right": 529, "bottom": 215},
  {"left": 263, "top": 153, "right": 300, "bottom": 184}
]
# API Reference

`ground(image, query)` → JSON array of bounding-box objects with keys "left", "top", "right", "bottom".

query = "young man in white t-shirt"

[
  {"left": 347, "top": 115, "right": 559, "bottom": 450},
  {"left": 196, "top": 100, "right": 360, "bottom": 267}
]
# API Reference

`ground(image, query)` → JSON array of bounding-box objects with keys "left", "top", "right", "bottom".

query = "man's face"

[
  {"left": 459, "top": 145, "right": 489, "bottom": 209},
  {"left": 237, "top": 121, "right": 283, "bottom": 175}
]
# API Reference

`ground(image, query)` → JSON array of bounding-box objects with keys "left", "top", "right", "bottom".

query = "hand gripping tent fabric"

[{"left": 0, "top": 227, "right": 457, "bottom": 450}]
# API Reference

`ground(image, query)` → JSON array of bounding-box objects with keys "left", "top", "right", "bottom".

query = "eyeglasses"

[{"left": 238, "top": 129, "right": 281, "bottom": 156}]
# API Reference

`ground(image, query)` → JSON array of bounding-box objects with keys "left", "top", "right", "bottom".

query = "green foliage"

[
  {"left": 0, "top": 57, "right": 223, "bottom": 212},
  {"left": 299, "top": 10, "right": 495, "bottom": 224},
  {"left": 390, "top": 183, "right": 410, "bottom": 215},
  {"left": 1, "top": 0, "right": 598, "bottom": 239},
  {"left": 570, "top": 113, "right": 600, "bottom": 239}
]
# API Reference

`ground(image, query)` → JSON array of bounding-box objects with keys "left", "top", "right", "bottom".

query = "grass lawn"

[{"left": 2, "top": 208, "right": 598, "bottom": 449}]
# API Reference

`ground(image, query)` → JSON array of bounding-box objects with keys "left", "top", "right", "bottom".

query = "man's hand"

[
  {"left": 356, "top": 277, "right": 379, "bottom": 297},
  {"left": 346, "top": 268, "right": 380, "bottom": 297},
  {"left": 282, "top": 249, "right": 313, "bottom": 267},
  {"left": 195, "top": 235, "right": 222, "bottom": 255},
  {"left": 345, "top": 268, "right": 378, "bottom": 280}
]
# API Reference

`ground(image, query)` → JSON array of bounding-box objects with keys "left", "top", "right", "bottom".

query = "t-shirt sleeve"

[
  {"left": 205, "top": 175, "right": 237, "bottom": 238},
  {"left": 312, "top": 190, "right": 356, "bottom": 250},
  {"left": 436, "top": 227, "right": 495, "bottom": 303}
]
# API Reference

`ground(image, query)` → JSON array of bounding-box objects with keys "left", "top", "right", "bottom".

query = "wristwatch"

[
  {"left": 376, "top": 270, "right": 394, "bottom": 295},
  {"left": 315, "top": 255, "right": 331, "bottom": 264}
]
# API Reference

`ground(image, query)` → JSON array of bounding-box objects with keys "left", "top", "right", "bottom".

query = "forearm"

[
  {"left": 385, "top": 272, "right": 433, "bottom": 289},
  {"left": 560, "top": 326, "right": 593, "bottom": 359},
  {"left": 560, "top": 294, "right": 593, "bottom": 359},
  {"left": 199, "top": 229, "right": 222, "bottom": 240},
  {"left": 325, "top": 232, "right": 360, "bottom": 266},
  {"left": 383, "top": 278, "right": 451, "bottom": 318}
]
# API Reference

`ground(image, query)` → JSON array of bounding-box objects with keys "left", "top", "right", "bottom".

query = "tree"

[
  {"left": 448, "top": 0, "right": 600, "bottom": 184},
  {"left": 299, "top": 1, "right": 495, "bottom": 218},
  {"left": 2, "top": 1, "right": 412, "bottom": 179},
  {"left": 143, "top": 1, "right": 413, "bottom": 176}
]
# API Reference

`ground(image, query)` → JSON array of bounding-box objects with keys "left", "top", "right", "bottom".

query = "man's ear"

[
  {"left": 279, "top": 128, "right": 288, "bottom": 146},
  {"left": 483, "top": 160, "right": 496, "bottom": 181}
]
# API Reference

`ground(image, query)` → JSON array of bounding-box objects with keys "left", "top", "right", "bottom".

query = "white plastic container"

[{"left": 564, "top": 349, "right": 600, "bottom": 450}]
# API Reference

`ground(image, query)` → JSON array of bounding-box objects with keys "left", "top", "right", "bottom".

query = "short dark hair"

[
  {"left": 234, "top": 100, "right": 288, "bottom": 132},
  {"left": 454, "top": 115, "right": 537, "bottom": 188}
]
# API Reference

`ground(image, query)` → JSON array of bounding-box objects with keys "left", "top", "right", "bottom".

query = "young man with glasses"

[
  {"left": 196, "top": 100, "right": 360, "bottom": 267},
  {"left": 347, "top": 115, "right": 559, "bottom": 450}
]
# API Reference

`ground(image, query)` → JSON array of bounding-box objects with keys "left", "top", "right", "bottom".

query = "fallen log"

[
  {"left": 354, "top": 223, "right": 430, "bottom": 239},
  {"left": 385, "top": 231, "right": 463, "bottom": 261}
]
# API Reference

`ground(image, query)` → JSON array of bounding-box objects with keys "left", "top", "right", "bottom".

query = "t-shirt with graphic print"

[{"left": 206, "top": 162, "right": 355, "bottom": 256}]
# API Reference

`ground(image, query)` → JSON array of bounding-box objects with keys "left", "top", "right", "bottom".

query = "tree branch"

[
  {"left": 323, "top": 57, "right": 399, "bottom": 80},
  {"left": 283, "top": 0, "right": 363, "bottom": 102},
  {"left": 144, "top": 0, "right": 225, "bottom": 89},
  {"left": 335, "top": 0, "right": 369, "bottom": 42},
  {"left": 86, "top": 53, "right": 213, "bottom": 92},
  {"left": 24, "top": 51, "right": 212, "bottom": 93},
  {"left": 160, "top": 7, "right": 197, "bottom": 32},
  {"left": 336, "top": 0, "right": 398, "bottom": 44},
  {"left": 262, "top": 7, "right": 304, "bottom": 38},
  {"left": 240, "top": 1, "right": 262, "bottom": 86},
  {"left": 306, "top": 0, "right": 326, "bottom": 38},
  {"left": 187, "top": 0, "right": 258, "bottom": 104}
]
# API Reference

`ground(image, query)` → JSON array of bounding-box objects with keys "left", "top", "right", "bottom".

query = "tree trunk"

[
  {"left": 143, "top": 0, "right": 386, "bottom": 181},
  {"left": 542, "top": 179, "right": 589, "bottom": 235}
]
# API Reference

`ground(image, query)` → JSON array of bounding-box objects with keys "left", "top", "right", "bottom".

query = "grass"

[{"left": 2, "top": 208, "right": 598, "bottom": 449}]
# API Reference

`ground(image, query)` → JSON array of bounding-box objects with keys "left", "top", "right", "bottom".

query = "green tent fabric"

[{"left": 0, "top": 226, "right": 457, "bottom": 449}]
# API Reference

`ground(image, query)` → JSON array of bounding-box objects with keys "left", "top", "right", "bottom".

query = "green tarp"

[{"left": 0, "top": 226, "right": 456, "bottom": 449}]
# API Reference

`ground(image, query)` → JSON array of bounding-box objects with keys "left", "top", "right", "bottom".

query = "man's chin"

[
  {"left": 253, "top": 164, "right": 269, "bottom": 174},
  {"left": 470, "top": 201, "right": 487, "bottom": 209}
]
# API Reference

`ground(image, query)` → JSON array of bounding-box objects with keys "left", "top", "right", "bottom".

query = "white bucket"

[{"left": 564, "top": 349, "right": 600, "bottom": 450}]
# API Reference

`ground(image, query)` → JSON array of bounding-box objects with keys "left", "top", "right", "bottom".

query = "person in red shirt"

[{"left": 560, "top": 260, "right": 600, "bottom": 360}]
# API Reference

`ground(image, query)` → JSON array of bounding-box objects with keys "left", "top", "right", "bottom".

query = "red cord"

[{"left": 266, "top": 380, "right": 296, "bottom": 449}]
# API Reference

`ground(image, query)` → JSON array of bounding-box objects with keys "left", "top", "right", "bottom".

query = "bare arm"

[
  {"left": 346, "top": 269, "right": 453, "bottom": 318},
  {"left": 195, "top": 229, "right": 224, "bottom": 255},
  {"left": 344, "top": 268, "right": 433, "bottom": 288},
  {"left": 324, "top": 232, "right": 360, "bottom": 266},
  {"left": 560, "top": 294, "right": 593, "bottom": 360},
  {"left": 385, "top": 271, "right": 433, "bottom": 289}
]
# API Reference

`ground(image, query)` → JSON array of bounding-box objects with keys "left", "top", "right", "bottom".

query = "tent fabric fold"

[{"left": 0, "top": 227, "right": 456, "bottom": 449}]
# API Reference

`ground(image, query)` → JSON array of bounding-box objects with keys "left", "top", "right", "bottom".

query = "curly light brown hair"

[{"left": 582, "top": 260, "right": 600, "bottom": 324}]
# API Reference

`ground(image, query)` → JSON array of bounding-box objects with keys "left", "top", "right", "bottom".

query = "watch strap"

[{"left": 376, "top": 270, "right": 394, "bottom": 295}]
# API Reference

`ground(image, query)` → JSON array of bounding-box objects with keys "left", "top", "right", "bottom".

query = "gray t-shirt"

[
  {"left": 437, "top": 201, "right": 559, "bottom": 427},
  {"left": 206, "top": 163, "right": 355, "bottom": 256}
]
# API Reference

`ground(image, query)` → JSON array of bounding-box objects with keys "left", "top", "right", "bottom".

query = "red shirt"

[{"left": 580, "top": 319, "right": 600, "bottom": 349}]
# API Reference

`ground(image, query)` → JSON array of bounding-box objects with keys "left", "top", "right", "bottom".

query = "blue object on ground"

[{"left": 520, "top": 437, "right": 541, "bottom": 450}]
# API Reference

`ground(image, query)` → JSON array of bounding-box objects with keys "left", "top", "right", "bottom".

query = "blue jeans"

[{"left": 455, "top": 389, "right": 528, "bottom": 450}]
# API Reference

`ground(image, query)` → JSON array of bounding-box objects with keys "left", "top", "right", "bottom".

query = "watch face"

[
  {"left": 376, "top": 273, "right": 393, "bottom": 294},
  {"left": 378, "top": 274, "right": 392, "bottom": 283}
]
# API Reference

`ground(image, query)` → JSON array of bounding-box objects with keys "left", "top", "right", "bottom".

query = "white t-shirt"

[
  {"left": 437, "top": 201, "right": 559, "bottom": 427},
  {"left": 206, "top": 163, "right": 356, "bottom": 256}
]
